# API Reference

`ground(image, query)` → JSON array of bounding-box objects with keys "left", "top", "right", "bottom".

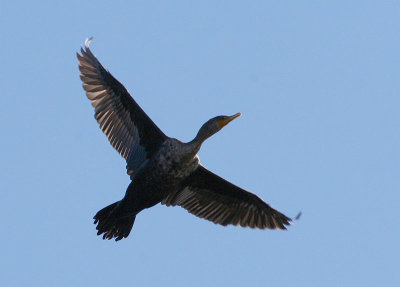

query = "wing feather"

[
  {"left": 77, "top": 39, "right": 167, "bottom": 176},
  {"left": 162, "top": 166, "right": 291, "bottom": 229}
]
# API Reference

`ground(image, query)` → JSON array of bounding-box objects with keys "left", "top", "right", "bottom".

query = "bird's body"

[
  {"left": 77, "top": 38, "right": 292, "bottom": 241},
  {"left": 149, "top": 138, "right": 200, "bottom": 180},
  {"left": 126, "top": 138, "right": 201, "bottom": 213}
]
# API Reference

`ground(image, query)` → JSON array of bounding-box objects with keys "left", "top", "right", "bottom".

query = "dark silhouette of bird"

[{"left": 77, "top": 38, "right": 292, "bottom": 241}]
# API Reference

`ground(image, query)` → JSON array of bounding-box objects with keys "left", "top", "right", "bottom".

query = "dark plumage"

[{"left": 77, "top": 38, "right": 292, "bottom": 241}]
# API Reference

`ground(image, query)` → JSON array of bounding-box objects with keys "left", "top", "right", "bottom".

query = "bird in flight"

[{"left": 77, "top": 38, "right": 292, "bottom": 241}]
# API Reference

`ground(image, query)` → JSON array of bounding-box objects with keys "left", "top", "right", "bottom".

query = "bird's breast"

[{"left": 154, "top": 139, "right": 200, "bottom": 179}]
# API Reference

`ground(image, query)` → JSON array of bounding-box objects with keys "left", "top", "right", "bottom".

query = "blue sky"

[{"left": 1, "top": 1, "right": 399, "bottom": 286}]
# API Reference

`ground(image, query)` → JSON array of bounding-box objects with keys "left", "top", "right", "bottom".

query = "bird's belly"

[
  {"left": 156, "top": 155, "right": 199, "bottom": 181},
  {"left": 135, "top": 155, "right": 199, "bottom": 197},
  {"left": 171, "top": 157, "right": 199, "bottom": 178},
  {"left": 154, "top": 140, "right": 200, "bottom": 180},
  {"left": 133, "top": 139, "right": 200, "bottom": 198}
]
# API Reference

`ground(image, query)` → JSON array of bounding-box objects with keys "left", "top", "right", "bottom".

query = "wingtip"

[{"left": 85, "top": 36, "right": 94, "bottom": 48}]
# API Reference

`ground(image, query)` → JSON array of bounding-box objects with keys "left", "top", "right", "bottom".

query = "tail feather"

[{"left": 93, "top": 201, "right": 136, "bottom": 241}]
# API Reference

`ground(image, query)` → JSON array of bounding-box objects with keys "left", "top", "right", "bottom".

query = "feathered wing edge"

[
  {"left": 77, "top": 38, "right": 167, "bottom": 176},
  {"left": 162, "top": 166, "right": 292, "bottom": 229}
]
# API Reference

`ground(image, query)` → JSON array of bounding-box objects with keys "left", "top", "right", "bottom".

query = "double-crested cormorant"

[{"left": 77, "top": 38, "right": 292, "bottom": 241}]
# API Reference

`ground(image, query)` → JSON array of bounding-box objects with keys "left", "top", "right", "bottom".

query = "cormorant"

[{"left": 77, "top": 38, "right": 292, "bottom": 241}]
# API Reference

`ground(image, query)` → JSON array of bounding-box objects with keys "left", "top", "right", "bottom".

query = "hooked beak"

[{"left": 218, "top": 113, "right": 242, "bottom": 128}]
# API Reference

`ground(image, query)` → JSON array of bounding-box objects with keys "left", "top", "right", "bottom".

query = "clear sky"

[{"left": 1, "top": 1, "right": 399, "bottom": 286}]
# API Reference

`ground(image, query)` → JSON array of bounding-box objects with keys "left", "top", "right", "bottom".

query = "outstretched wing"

[
  {"left": 162, "top": 166, "right": 291, "bottom": 229},
  {"left": 77, "top": 38, "right": 167, "bottom": 177}
]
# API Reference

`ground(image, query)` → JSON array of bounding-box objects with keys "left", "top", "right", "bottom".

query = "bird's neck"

[
  {"left": 187, "top": 137, "right": 203, "bottom": 155},
  {"left": 187, "top": 130, "right": 210, "bottom": 155},
  {"left": 187, "top": 124, "right": 216, "bottom": 155}
]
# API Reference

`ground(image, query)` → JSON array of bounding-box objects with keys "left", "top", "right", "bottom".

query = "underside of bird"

[{"left": 77, "top": 38, "right": 293, "bottom": 241}]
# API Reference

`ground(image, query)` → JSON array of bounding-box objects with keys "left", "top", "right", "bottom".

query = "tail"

[{"left": 93, "top": 201, "right": 136, "bottom": 241}]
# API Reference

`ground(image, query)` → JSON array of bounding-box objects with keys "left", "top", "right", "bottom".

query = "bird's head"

[{"left": 195, "top": 113, "right": 241, "bottom": 143}]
